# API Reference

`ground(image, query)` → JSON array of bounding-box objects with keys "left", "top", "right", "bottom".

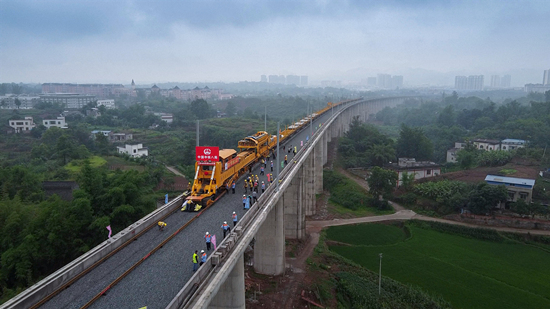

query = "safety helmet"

[
  {"left": 201, "top": 250, "right": 204, "bottom": 253},
  {"left": 233, "top": 211, "right": 236, "bottom": 214},
  {"left": 206, "top": 232, "right": 209, "bottom": 235},
  {"left": 243, "top": 195, "right": 246, "bottom": 197},
  {"left": 224, "top": 221, "right": 227, "bottom": 224},
  {"left": 262, "top": 181, "right": 264, "bottom": 183}
]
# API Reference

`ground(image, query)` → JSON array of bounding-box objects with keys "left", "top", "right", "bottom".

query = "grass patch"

[
  {"left": 305, "top": 230, "right": 451, "bottom": 308},
  {"left": 64, "top": 156, "right": 107, "bottom": 172},
  {"left": 499, "top": 168, "right": 517, "bottom": 175},
  {"left": 328, "top": 200, "right": 394, "bottom": 217},
  {"left": 326, "top": 223, "right": 407, "bottom": 246},
  {"left": 324, "top": 170, "right": 394, "bottom": 215},
  {"left": 327, "top": 223, "right": 550, "bottom": 309}
]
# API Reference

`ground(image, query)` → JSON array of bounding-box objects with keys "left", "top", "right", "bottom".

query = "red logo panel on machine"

[{"left": 196, "top": 146, "right": 219, "bottom": 165}]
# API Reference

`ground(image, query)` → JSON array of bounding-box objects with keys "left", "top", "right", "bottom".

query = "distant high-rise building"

[
  {"left": 490, "top": 75, "right": 501, "bottom": 88},
  {"left": 467, "top": 75, "right": 484, "bottom": 90},
  {"left": 392, "top": 75, "right": 403, "bottom": 88},
  {"left": 490, "top": 75, "right": 511, "bottom": 88},
  {"left": 278, "top": 75, "right": 286, "bottom": 84},
  {"left": 455, "top": 76, "right": 468, "bottom": 90},
  {"left": 367, "top": 77, "right": 377, "bottom": 86},
  {"left": 268, "top": 75, "right": 278, "bottom": 83},
  {"left": 300, "top": 76, "right": 308, "bottom": 86},
  {"left": 261, "top": 75, "right": 267, "bottom": 83},
  {"left": 501, "top": 75, "right": 511, "bottom": 88},
  {"left": 286, "top": 75, "right": 300, "bottom": 85},
  {"left": 377, "top": 74, "right": 392, "bottom": 88},
  {"left": 543, "top": 69, "right": 550, "bottom": 85}
]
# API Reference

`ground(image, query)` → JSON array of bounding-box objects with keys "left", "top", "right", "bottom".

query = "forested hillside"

[{"left": 375, "top": 91, "right": 550, "bottom": 163}]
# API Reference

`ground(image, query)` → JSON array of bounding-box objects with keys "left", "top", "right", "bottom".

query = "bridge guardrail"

[
  {"left": 167, "top": 99, "right": 365, "bottom": 309},
  {"left": 2, "top": 194, "right": 186, "bottom": 309}
]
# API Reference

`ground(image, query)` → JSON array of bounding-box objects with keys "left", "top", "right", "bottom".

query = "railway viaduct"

[
  {"left": 173, "top": 97, "right": 408, "bottom": 309},
  {"left": 2, "top": 96, "right": 409, "bottom": 309}
]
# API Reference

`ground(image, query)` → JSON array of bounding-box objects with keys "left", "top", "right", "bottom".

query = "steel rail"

[
  {"left": 28, "top": 194, "right": 186, "bottom": 309},
  {"left": 175, "top": 99, "right": 357, "bottom": 309},
  {"left": 78, "top": 191, "right": 227, "bottom": 309}
]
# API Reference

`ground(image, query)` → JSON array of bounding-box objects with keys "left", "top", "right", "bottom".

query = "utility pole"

[
  {"left": 379, "top": 253, "right": 383, "bottom": 295},
  {"left": 264, "top": 105, "right": 267, "bottom": 132},
  {"left": 309, "top": 101, "right": 313, "bottom": 136},
  {"left": 276, "top": 122, "right": 280, "bottom": 191},
  {"left": 196, "top": 120, "right": 199, "bottom": 146}
]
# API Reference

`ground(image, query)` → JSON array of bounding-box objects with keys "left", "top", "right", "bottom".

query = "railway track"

[{"left": 33, "top": 103, "right": 340, "bottom": 309}]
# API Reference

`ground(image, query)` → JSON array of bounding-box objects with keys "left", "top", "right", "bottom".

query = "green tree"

[
  {"left": 456, "top": 143, "right": 478, "bottom": 169},
  {"left": 367, "top": 144, "right": 395, "bottom": 167},
  {"left": 14, "top": 98, "right": 21, "bottom": 109},
  {"left": 94, "top": 133, "right": 110, "bottom": 155},
  {"left": 400, "top": 172, "right": 416, "bottom": 190},
  {"left": 190, "top": 99, "right": 211, "bottom": 119},
  {"left": 225, "top": 101, "right": 236, "bottom": 117},
  {"left": 367, "top": 167, "right": 397, "bottom": 200},
  {"left": 396, "top": 124, "right": 433, "bottom": 160},
  {"left": 55, "top": 135, "right": 76, "bottom": 165},
  {"left": 467, "top": 183, "right": 507, "bottom": 214},
  {"left": 437, "top": 105, "right": 455, "bottom": 126}
]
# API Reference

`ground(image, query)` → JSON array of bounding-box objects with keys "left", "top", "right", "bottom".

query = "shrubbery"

[
  {"left": 336, "top": 271, "right": 451, "bottom": 309},
  {"left": 413, "top": 180, "right": 507, "bottom": 214},
  {"left": 323, "top": 170, "right": 370, "bottom": 210}
]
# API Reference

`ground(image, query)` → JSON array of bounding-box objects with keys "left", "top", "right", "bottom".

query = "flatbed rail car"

[{"left": 184, "top": 99, "right": 362, "bottom": 210}]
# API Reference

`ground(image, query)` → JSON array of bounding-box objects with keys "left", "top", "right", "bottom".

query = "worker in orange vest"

[
  {"left": 221, "top": 221, "right": 231, "bottom": 238},
  {"left": 231, "top": 181, "right": 236, "bottom": 194},
  {"left": 232, "top": 211, "right": 238, "bottom": 227},
  {"left": 200, "top": 250, "right": 207, "bottom": 266},
  {"left": 204, "top": 232, "right": 212, "bottom": 251}
]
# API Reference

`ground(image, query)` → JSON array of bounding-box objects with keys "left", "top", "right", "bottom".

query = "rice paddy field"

[{"left": 327, "top": 222, "right": 550, "bottom": 309}]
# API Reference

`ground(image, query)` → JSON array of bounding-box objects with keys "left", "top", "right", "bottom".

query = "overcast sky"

[{"left": 1, "top": 0, "right": 549, "bottom": 86}]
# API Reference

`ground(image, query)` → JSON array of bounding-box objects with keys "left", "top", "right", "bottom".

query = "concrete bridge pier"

[
  {"left": 304, "top": 151, "right": 315, "bottom": 216},
  {"left": 322, "top": 131, "right": 328, "bottom": 166},
  {"left": 254, "top": 197, "right": 285, "bottom": 275},
  {"left": 284, "top": 166, "right": 305, "bottom": 239},
  {"left": 209, "top": 254, "right": 245, "bottom": 309},
  {"left": 314, "top": 139, "right": 323, "bottom": 196}
]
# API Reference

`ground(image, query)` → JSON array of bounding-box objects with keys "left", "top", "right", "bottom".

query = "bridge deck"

[{"left": 38, "top": 109, "right": 335, "bottom": 309}]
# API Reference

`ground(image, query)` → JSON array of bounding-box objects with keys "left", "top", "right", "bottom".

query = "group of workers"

[
  {"left": 242, "top": 173, "right": 273, "bottom": 195},
  {"left": 192, "top": 211, "right": 239, "bottom": 272},
  {"left": 190, "top": 142, "right": 305, "bottom": 273}
]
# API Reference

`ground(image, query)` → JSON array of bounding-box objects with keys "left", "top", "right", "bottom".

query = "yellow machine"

[{"left": 183, "top": 100, "right": 360, "bottom": 211}]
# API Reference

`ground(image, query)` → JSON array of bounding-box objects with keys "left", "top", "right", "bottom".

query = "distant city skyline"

[{"left": 1, "top": 1, "right": 549, "bottom": 86}]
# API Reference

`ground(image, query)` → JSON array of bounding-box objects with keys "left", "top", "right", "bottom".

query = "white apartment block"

[
  {"left": 117, "top": 144, "right": 148, "bottom": 158},
  {"left": 501, "top": 139, "right": 526, "bottom": 151},
  {"left": 96, "top": 99, "right": 116, "bottom": 109},
  {"left": 1, "top": 95, "right": 41, "bottom": 109},
  {"left": 447, "top": 139, "right": 527, "bottom": 162},
  {"left": 43, "top": 116, "right": 68, "bottom": 129},
  {"left": 473, "top": 138, "right": 500, "bottom": 151},
  {"left": 9, "top": 117, "right": 36, "bottom": 133}
]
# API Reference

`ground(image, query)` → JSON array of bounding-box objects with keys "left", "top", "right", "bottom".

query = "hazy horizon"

[{"left": 1, "top": 1, "right": 549, "bottom": 86}]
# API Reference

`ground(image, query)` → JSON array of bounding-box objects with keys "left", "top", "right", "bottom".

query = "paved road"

[
  {"left": 165, "top": 165, "right": 186, "bottom": 177},
  {"left": 39, "top": 105, "right": 339, "bottom": 309},
  {"left": 307, "top": 205, "right": 550, "bottom": 236}
]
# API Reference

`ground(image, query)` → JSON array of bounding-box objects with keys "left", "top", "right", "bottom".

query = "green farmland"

[{"left": 327, "top": 222, "right": 550, "bottom": 309}]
